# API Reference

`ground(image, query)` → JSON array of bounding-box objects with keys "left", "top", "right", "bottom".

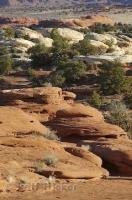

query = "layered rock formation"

[
  {"left": 0, "top": 87, "right": 76, "bottom": 122},
  {"left": 0, "top": 104, "right": 109, "bottom": 192},
  {"left": 16, "top": 27, "right": 53, "bottom": 47},
  {"left": 0, "top": 86, "right": 131, "bottom": 193}
]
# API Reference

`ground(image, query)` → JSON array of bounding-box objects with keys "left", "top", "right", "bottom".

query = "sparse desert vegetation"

[{"left": 0, "top": 2, "right": 132, "bottom": 200}]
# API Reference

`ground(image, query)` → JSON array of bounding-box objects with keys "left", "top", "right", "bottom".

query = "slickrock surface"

[
  {"left": 48, "top": 103, "right": 127, "bottom": 139},
  {"left": 0, "top": 86, "right": 131, "bottom": 194},
  {"left": 0, "top": 106, "right": 47, "bottom": 136}
]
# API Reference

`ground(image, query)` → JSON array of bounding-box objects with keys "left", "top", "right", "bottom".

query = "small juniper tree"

[
  {"left": 88, "top": 91, "right": 102, "bottom": 109},
  {"left": 99, "top": 61, "right": 126, "bottom": 95}
]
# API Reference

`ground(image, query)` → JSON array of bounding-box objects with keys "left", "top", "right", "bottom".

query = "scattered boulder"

[
  {"left": 56, "top": 28, "right": 84, "bottom": 43},
  {"left": 16, "top": 27, "right": 53, "bottom": 47},
  {"left": 16, "top": 27, "right": 44, "bottom": 40},
  {"left": 90, "top": 40, "right": 109, "bottom": 51},
  {"left": 87, "top": 32, "right": 117, "bottom": 45},
  {"left": 39, "top": 37, "right": 53, "bottom": 48},
  {"left": 11, "top": 38, "right": 35, "bottom": 49}
]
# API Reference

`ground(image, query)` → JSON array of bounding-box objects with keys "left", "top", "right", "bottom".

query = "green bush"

[
  {"left": 89, "top": 23, "right": 115, "bottom": 34},
  {"left": 4, "top": 27, "right": 15, "bottom": 39},
  {"left": 124, "top": 93, "right": 132, "bottom": 109},
  {"left": 52, "top": 48, "right": 79, "bottom": 66},
  {"left": 88, "top": 91, "right": 102, "bottom": 109},
  {"left": 51, "top": 28, "right": 69, "bottom": 51},
  {"left": 0, "top": 54, "right": 13, "bottom": 75},
  {"left": 28, "top": 44, "right": 52, "bottom": 69},
  {"left": 99, "top": 61, "right": 126, "bottom": 95},
  {"left": 59, "top": 61, "right": 87, "bottom": 83},
  {"left": 107, "top": 101, "right": 131, "bottom": 134},
  {"left": 50, "top": 70, "right": 66, "bottom": 87},
  {"left": 73, "top": 38, "right": 98, "bottom": 55}
]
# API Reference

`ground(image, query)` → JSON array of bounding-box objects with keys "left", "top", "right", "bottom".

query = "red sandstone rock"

[{"left": 0, "top": 16, "right": 39, "bottom": 28}]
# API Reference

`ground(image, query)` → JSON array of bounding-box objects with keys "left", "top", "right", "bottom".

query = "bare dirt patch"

[{"left": 0, "top": 179, "right": 132, "bottom": 200}]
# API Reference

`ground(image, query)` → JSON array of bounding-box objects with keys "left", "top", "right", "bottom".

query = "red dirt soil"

[{"left": 0, "top": 179, "right": 132, "bottom": 200}]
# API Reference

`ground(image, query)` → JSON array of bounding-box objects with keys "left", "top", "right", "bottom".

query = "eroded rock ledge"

[{"left": 0, "top": 86, "right": 131, "bottom": 193}]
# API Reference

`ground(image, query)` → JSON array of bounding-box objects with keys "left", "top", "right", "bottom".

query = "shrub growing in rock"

[
  {"left": 45, "top": 129, "right": 60, "bottom": 141},
  {"left": 44, "top": 154, "right": 59, "bottom": 167}
]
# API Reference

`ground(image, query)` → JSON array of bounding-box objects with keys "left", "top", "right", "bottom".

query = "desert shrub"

[
  {"left": 4, "top": 27, "right": 15, "bottom": 39},
  {"left": 58, "top": 61, "right": 87, "bottom": 83},
  {"left": 88, "top": 91, "right": 102, "bottom": 109},
  {"left": 28, "top": 44, "right": 50, "bottom": 55},
  {"left": 45, "top": 129, "right": 60, "bottom": 141},
  {"left": 35, "top": 160, "right": 45, "bottom": 172},
  {"left": 0, "top": 54, "right": 13, "bottom": 75},
  {"left": 115, "top": 23, "right": 132, "bottom": 35},
  {"left": 32, "top": 53, "right": 52, "bottom": 69},
  {"left": 48, "top": 176, "right": 56, "bottom": 185},
  {"left": 31, "top": 76, "right": 44, "bottom": 87},
  {"left": 50, "top": 70, "right": 66, "bottom": 87},
  {"left": 28, "top": 44, "right": 52, "bottom": 69},
  {"left": 24, "top": 130, "right": 59, "bottom": 141},
  {"left": 124, "top": 93, "right": 132, "bottom": 109},
  {"left": 27, "top": 68, "right": 36, "bottom": 77},
  {"left": 44, "top": 154, "right": 59, "bottom": 167},
  {"left": 89, "top": 23, "right": 115, "bottom": 34},
  {"left": 106, "top": 101, "right": 131, "bottom": 133},
  {"left": 73, "top": 38, "right": 98, "bottom": 55},
  {"left": 52, "top": 48, "right": 79, "bottom": 66},
  {"left": 0, "top": 46, "right": 10, "bottom": 56},
  {"left": 105, "top": 39, "right": 114, "bottom": 48},
  {"left": 23, "top": 34, "right": 30, "bottom": 40},
  {"left": 51, "top": 28, "right": 69, "bottom": 51},
  {"left": 50, "top": 61, "right": 86, "bottom": 86},
  {"left": 99, "top": 61, "right": 126, "bottom": 95}
]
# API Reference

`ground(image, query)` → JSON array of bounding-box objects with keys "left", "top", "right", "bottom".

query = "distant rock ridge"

[
  {"left": 0, "top": 15, "right": 113, "bottom": 29},
  {"left": 0, "top": 0, "right": 131, "bottom": 7},
  {"left": 0, "top": 16, "right": 39, "bottom": 28}
]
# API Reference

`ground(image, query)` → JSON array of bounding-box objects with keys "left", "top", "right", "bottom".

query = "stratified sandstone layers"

[
  {"left": 48, "top": 103, "right": 127, "bottom": 139},
  {"left": 0, "top": 107, "right": 108, "bottom": 192},
  {"left": 0, "top": 86, "right": 131, "bottom": 190}
]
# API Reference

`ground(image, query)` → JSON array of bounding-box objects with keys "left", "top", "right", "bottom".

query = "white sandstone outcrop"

[
  {"left": 87, "top": 32, "right": 117, "bottom": 45},
  {"left": 56, "top": 28, "right": 84, "bottom": 43}
]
